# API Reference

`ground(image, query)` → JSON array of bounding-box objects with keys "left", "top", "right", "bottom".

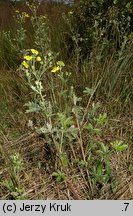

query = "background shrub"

[{"left": 65, "top": 0, "right": 133, "bottom": 60}]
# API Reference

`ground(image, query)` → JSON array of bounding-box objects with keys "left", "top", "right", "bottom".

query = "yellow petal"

[
  {"left": 24, "top": 55, "right": 32, "bottom": 61},
  {"left": 51, "top": 66, "right": 60, "bottom": 73},
  {"left": 25, "top": 13, "right": 30, "bottom": 18},
  {"left": 15, "top": 10, "right": 19, "bottom": 13},
  {"left": 22, "top": 12, "right": 30, "bottom": 18},
  {"left": 31, "top": 49, "right": 39, "bottom": 55},
  {"left": 36, "top": 56, "right": 41, "bottom": 62},
  {"left": 22, "top": 61, "right": 29, "bottom": 69}
]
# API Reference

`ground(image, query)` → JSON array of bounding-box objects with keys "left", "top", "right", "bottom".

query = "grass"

[{"left": 0, "top": 1, "right": 133, "bottom": 200}]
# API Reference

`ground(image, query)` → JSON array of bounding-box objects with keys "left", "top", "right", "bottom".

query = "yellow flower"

[
  {"left": 15, "top": 10, "right": 19, "bottom": 13},
  {"left": 22, "top": 12, "right": 30, "bottom": 18},
  {"left": 51, "top": 66, "right": 60, "bottom": 73},
  {"left": 25, "top": 13, "right": 30, "bottom": 18},
  {"left": 36, "top": 56, "right": 41, "bottom": 62},
  {"left": 24, "top": 55, "right": 32, "bottom": 61},
  {"left": 22, "top": 61, "right": 29, "bottom": 69},
  {"left": 41, "top": 15, "right": 46, "bottom": 19},
  {"left": 31, "top": 49, "right": 38, "bottom": 55}
]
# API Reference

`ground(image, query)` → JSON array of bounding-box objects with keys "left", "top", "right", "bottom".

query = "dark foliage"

[{"left": 66, "top": 0, "right": 133, "bottom": 59}]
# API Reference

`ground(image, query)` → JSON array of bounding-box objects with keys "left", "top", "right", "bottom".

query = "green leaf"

[
  {"left": 52, "top": 170, "right": 66, "bottom": 182},
  {"left": 60, "top": 154, "right": 68, "bottom": 166},
  {"left": 83, "top": 87, "right": 94, "bottom": 96},
  {"left": 73, "top": 94, "right": 82, "bottom": 106},
  {"left": 24, "top": 102, "right": 41, "bottom": 113},
  {"left": 94, "top": 113, "right": 108, "bottom": 126},
  {"left": 84, "top": 123, "right": 100, "bottom": 135},
  {"left": 83, "top": 123, "right": 93, "bottom": 130},
  {"left": 100, "top": 143, "right": 109, "bottom": 155},
  {"left": 115, "top": 144, "right": 128, "bottom": 152},
  {"left": 57, "top": 61, "right": 65, "bottom": 67},
  {"left": 35, "top": 126, "right": 48, "bottom": 134},
  {"left": 52, "top": 172, "right": 59, "bottom": 177},
  {"left": 111, "top": 140, "right": 128, "bottom": 152}
]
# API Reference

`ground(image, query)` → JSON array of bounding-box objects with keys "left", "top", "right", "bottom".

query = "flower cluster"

[
  {"left": 22, "top": 49, "right": 41, "bottom": 69},
  {"left": 21, "top": 49, "right": 65, "bottom": 74},
  {"left": 15, "top": 10, "right": 30, "bottom": 18},
  {"left": 22, "top": 12, "right": 30, "bottom": 18}
]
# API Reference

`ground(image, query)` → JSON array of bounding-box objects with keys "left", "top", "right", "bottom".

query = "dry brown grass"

[
  {"left": 0, "top": 3, "right": 14, "bottom": 30},
  {"left": 0, "top": 111, "right": 133, "bottom": 200},
  {"left": 0, "top": 2, "right": 133, "bottom": 200}
]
